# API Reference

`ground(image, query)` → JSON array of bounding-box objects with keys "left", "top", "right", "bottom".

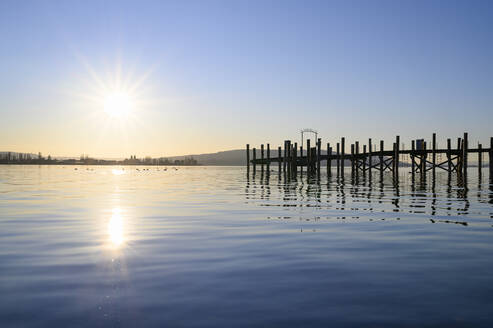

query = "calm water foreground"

[{"left": 1, "top": 165, "right": 493, "bottom": 327}]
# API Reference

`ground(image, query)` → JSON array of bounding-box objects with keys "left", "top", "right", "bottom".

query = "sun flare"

[{"left": 104, "top": 92, "right": 133, "bottom": 118}]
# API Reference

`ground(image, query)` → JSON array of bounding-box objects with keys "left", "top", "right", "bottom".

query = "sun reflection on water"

[
  {"left": 112, "top": 168, "right": 125, "bottom": 175},
  {"left": 108, "top": 209, "right": 124, "bottom": 248}
]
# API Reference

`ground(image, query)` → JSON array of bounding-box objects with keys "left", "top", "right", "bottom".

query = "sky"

[{"left": 0, "top": 0, "right": 492, "bottom": 157}]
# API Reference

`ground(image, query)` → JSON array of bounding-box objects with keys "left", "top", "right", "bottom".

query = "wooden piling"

[
  {"left": 379, "top": 140, "right": 384, "bottom": 172},
  {"left": 393, "top": 142, "right": 396, "bottom": 172},
  {"left": 411, "top": 140, "right": 415, "bottom": 180},
  {"left": 478, "top": 143, "right": 482, "bottom": 177},
  {"left": 261, "top": 144, "right": 264, "bottom": 172},
  {"left": 294, "top": 142, "right": 297, "bottom": 175},
  {"left": 351, "top": 144, "right": 355, "bottom": 175},
  {"left": 363, "top": 145, "right": 367, "bottom": 173},
  {"left": 457, "top": 137, "right": 462, "bottom": 173},
  {"left": 421, "top": 142, "right": 427, "bottom": 176},
  {"left": 368, "top": 138, "right": 372, "bottom": 177},
  {"left": 490, "top": 137, "right": 493, "bottom": 178},
  {"left": 447, "top": 138, "right": 451, "bottom": 172},
  {"left": 317, "top": 138, "right": 321, "bottom": 175},
  {"left": 341, "top": 137, "right": 345, "bottom": 175},
  {"left": 336, "top": 142, "right": 340, "bottom": 175},
  {"left": 283, "top": 141, "right": 287, "bottom": 173},
  {"left": 463, "top": 132, "right": 468, "bottom": 178},
  {"left": 327, "top": 143, "right": 332, "bottom": 177},
  {"left": 307, "top": 139, "right": 311, "bottom": 173},
  {"left": 287, "top": 140, "right": 291, "bottom": 175},
  {"left": 395, "top": 136, "right": 400, "bottom": 175},
  {"left": 267, "top": 143, "right": 270, "bottom": 170},
  {"left": 432, "top": 133, "right": 436, "bottom": 175},
  {"left": 252, "top": 147, "right": 256, "bottom": 172},
  {"left": 246, "top": 144, "right": 250, "bottom": 171}
]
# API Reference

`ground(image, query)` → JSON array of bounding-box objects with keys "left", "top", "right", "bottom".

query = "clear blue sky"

[{"left": 0, "top": 0, "right": 492, "bottom": 157}]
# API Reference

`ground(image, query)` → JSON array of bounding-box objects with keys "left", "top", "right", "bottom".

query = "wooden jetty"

[{"left": 246, "top": 133, "right": 493, "bottom": 179}]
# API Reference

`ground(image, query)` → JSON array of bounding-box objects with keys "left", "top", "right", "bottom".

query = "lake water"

[{"left": 1, "top": 165, "right": 493, "bottom": 327}]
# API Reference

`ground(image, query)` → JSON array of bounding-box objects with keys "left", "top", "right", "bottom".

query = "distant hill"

[
  {"left": 168, "top": 149, "right": 416, "bottom": 167},
  {"left": 168, "top": 149, "right": 247, "bottom": 166}
]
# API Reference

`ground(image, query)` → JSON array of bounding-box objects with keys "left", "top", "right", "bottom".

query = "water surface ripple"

[{"left": 1, "top": 165, "right": 493, "bottom": 327}]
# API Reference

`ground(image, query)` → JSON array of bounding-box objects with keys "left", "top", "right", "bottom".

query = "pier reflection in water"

[{"left": 246, "top": 167, "right": 493, "bottom": 227}]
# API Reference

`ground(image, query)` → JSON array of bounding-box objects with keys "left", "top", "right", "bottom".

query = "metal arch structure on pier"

[{"left": 246, "top": 133, "right": 493, "bottom": 180}]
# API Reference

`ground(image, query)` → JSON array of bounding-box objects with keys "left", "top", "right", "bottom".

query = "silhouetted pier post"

[
  {"left": 355, "top": 141, "right": 360, "bottom": 178},
  {"left": 368, "top": 138, "right": 372, "bottom": 177},
  {"left": 478, "top": 143, "right": 482, "bottom": 178},
  {"left": 457, "top": 137, "right": 462, "bottom": 173},
  {"left": 395, "top": 135, "right": 400, "bottom": 176},
  {"left": 283, "top": 141, "right": 287, "bottom": 173},
  {"left": 306, "top": 139, "right": 311, "bottom": 174},
  {"left": 351, "top": 144, "right": 355, "bottom": 176},
  {"left": 267, "top": 144, "right": 270, "bottom": 171},
  {"left": 463, "top": 132, "right": 468, "bottom": 178},
  {"left": 252, "top": 147, "right": 256, "bottom": 173},
  {"left": 278, "top": 146, "right": 281, "bottom": 172},
  {"left": 294, "top": 142, "right": 298, "bottom": 175},
  {"left": 341, "top": 137, "right": 345, "bottom": 175},
  {"left": 287, "top": 140, "right": 291, "bottom": 176},
  {"left": 490, "top": 137, "right": 493, "bottom": 178},
  {"left": 411, "top": 140, "right": 415, "bottom": 181},
  {"left": 421, "top": 142, "right": 427, "bottom": 178},
  {"left": 317, "top": 138, "right": 321, "bottom": 176},
  {"left": 363, "top": 145, "right": 367, "bottom": 174},
  {"left": 261, "top": 144, "right": 264, "bottom": 173},
  {"left": 246, "top": 144, "right": 250, "bottom": 172},
  {"left": 379, "top": 140, "right": 384, "bottom": 173},
  {"left": 336, "top": 142, "right": 340, "bottom": 175},
  {"left": 432, "top": 133, "right": 436, "bottom": 176},
  {"left": 393, "top": 142, "right": 396, "bottom": 174},
  {"left": 327, "top": 143, "right": 332, "bottom": 177},
  {"left": 447, "top": 138, "right": 451, "bottom": 172}
]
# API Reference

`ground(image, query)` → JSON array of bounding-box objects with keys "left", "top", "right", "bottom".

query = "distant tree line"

[{"left": 0, "top": 152, "right": 199, "bottom": 166}]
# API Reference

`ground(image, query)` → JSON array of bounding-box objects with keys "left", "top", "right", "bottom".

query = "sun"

[{"left": 104, "top": 92, "right": 133, "bottom": 118}]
